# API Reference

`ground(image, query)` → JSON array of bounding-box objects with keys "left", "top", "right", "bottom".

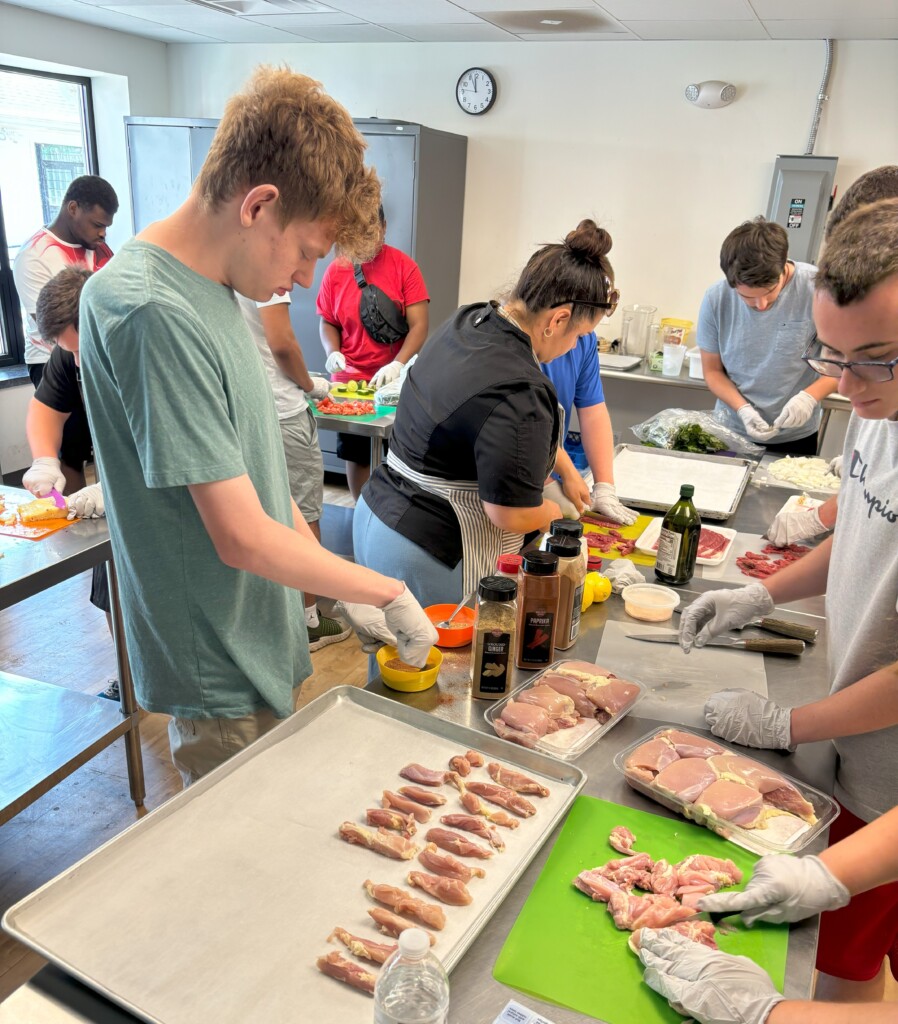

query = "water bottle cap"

[{"left": 398, "top": 927, "right": 430, "bottom": 958}]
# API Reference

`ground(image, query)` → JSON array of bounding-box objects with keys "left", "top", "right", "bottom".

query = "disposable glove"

[
  {"left": 639, "top": 928, "right": 786, "bottom": 1024},
  {"left": 699, "top": 854, "right": 850, "bottom": 926},
  {"left": 334, "top": 600, "right": 397, "bottom": 654},
  {"left": 602, "top": 559, "right": 643, "bottom": 594},
  {"left": 370, "top": 360, "right": 404, "bottom": 389},
  {"left": 67, "top": 483, "right": 104, "bottom": 520},
  {"left": 736, "top": 404, "right": 779, "bottom": 443},
  {"left": 543, "top": 479, "right": 580, "bottom": 520},
  {"left": 766, "top": 504, "right": 826, "bottom": 547},
  {"left": 773, "top": 390, "right": 818, "bottom": 431},
  {"left": 23, "top": 456, "right": 66, "bottom": 497},
  {"left": 678, "top": 582, "right": 774, "bottom": 652},
  {"left": 828, "top": 454, "right": 843, "bottom": 477},
  {"left": 325, "top": 351, "right": 346, "bottom": 375},
  {"left": 305, "top": 376, "right": 331, "bottom": 401},
  {"left": 704, "top": 688, "right": 794, "bottom": 750},
  {"left": 381, "top": 584, "right": 439, "bottom": 668},
  {"left": 590, "top": 482, "right": 639, "bottom": 526}
]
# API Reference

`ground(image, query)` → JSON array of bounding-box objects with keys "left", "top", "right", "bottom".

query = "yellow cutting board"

[{"left": 582, "top": 513, "right": 656, "bottom": 566}]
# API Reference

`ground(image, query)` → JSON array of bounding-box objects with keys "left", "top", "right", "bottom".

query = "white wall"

[{"left": 167, "top": 39, "right": 898, "bottom": 338}]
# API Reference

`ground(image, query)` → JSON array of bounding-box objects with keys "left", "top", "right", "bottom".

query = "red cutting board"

[{"left": 493, "top": 795, "right": 788, "bottom": 1023}]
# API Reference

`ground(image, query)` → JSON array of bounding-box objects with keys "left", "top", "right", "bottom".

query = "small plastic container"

[
  {"left": 621, "top": 583, "right": 681, "bottom": 622},
  {"left": 687, "top": 348, "right": 704, "bottom": 379},
  {"left": 659, "top": 317, "right": 694, "bottom": 346},
  {"left": 614, "top": 727, "right": 839, "bottom": 855},
  {"left": 424, "top": 604, "right": 475, "bottom": 648},
  {"left": 483, "top": 659, "right": 644, "bottom": 762},
  {"left": 376, "top": 645, "right": 443, "bottom": 692}
]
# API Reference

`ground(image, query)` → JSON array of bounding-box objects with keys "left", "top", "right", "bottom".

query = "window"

[{"left": 0, "top": 65, "right": 98, "bottom": 367}]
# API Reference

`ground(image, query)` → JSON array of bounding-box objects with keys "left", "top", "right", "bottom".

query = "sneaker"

[
  {"left": 307, "top": 614, "right": 352, "bottom": 652},
  {"left": 98, "top": 678, "right": 120, "bottom": 701}
]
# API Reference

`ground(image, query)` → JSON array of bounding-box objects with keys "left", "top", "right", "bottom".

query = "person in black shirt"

[{"left": 357, "top": 219, "right": 617, "bottom": 608}]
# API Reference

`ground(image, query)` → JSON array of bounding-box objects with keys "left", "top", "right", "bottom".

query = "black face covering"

[{"left": 353, "top": 264, "right": 409, "bottom": 345}]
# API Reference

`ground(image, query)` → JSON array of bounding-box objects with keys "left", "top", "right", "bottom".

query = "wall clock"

[{"left": 456, "top": 68, "right": 497, "bottom": 116}]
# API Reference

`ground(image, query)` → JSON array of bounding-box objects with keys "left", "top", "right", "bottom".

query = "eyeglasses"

[
  {"left": 802, "top": 337, "right": 898, "bottom": 383},
  {"left": 553, "top": 283, "right": 620, "bottom": 316}
]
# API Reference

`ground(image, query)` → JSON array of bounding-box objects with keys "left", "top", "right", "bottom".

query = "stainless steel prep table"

[
  {"left": 1, "top": 477, "right": 834, "bottom": 1022},
  {"left": 313, "top": 407, "right": 395, "bottom": 471},
  {"left": 0, "top": 487, "right": 145, "bottom": 823}
]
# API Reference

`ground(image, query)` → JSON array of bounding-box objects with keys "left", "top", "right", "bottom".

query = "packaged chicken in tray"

[
  {"left": 484, "top": 659, "right": 644, "bottom": 762},
  {"left": 614, "top": 727, "right": 838, "bottom": 855}
]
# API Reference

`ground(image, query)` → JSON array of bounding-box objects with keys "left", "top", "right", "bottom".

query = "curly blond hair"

[{"left": 195, "top": 65, "right": 382, "bottom": 262}]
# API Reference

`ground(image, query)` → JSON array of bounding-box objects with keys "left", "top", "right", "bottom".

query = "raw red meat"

[
  {"left": 737, "top": 543, "right": 810, "bottom": 579},
  {"left": 653, "top": 527, "right": 730, "bottom": 561}
]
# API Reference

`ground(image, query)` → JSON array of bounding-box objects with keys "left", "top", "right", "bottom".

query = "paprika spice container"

[
  {"left": 471, "top": 575, "right": 518, "bottom": 700},
  {"left": 515, "top": 551, "right": 560, "bottom": 670},
  {"left": 546, "top": 535, "right": 585, "bottom": 651}
]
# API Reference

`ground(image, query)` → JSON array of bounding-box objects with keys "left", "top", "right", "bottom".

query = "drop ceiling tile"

[
  {"left": 454, "top": 0, "right": 596, "bottom": 9},
  {"left": 751, "top": 0, "right": 898, "bottom": 18},
  {"left": 477, "top": 6, "right": 625, "bottom": 32},
  {"left": 324, "top": 0, "right": 480, "bottom": 23},
  {"left": 1, "top": 0, "right": 88, "bottom": 8},
  {"left": 103, "top": 3, "right": 297, "bottom": 38},
  {"left": 380, "top": 20, "right": 517, "bottom": 39},
  {"left": 763, "top": 17, "right": 898, "bottom": 38},
  {"left": 287, "top": 21, "right": 414, "bottom": 39},
  {"left": 241, "top": 10, "right": 361, "bottom": 27},
  {"left": 627, "top": 18, "right": 769, "bottom": 38},
  {"left": 598, "top": 0, "right": 754, "bottom": 18},
  {"left": 23, "top": 1, "right": 220, "bottom": 37}
]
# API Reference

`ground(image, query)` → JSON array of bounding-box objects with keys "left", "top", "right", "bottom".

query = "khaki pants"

[{"left": 168, "top": 691, "right": 299, "bottom": 788}]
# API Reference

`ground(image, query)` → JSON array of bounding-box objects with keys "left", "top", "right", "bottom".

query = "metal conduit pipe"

[{"left": 805, "top": 38, "right": 834, "bottom": 156}]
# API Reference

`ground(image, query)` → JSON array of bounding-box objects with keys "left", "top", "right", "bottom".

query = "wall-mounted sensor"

[{"left": 685, "top": 81, "right": 737, "bottom": 108}]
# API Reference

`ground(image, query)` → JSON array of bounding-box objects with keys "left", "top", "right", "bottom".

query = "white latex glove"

[
  {"left": 699, "top": 854, "right": 850, "bottom": 927},
  {"left": 766, "top": 505, "right": 826, "bottom": 547},
  {"left": 381, "top": 584, "right": 439, "bottom": 668},
  {"left": 23, "top": 456, "right": 66, "bottom": 498},
  {"left": 602, "top": 559, "right": 644, "bottom": 593},
  {"left": 370, "top": 360, "right": 403, "bottom": 389},
  {"left": 66, "top": 483, "right": 104, "bottom": 520},
  {"left": 333, "top": 601, "right": 397, "bottom": 654},
  {"left": 678, "top": 582, "right": 774, "bottom": 652},
  {"left": 305, "top": 376, "right": 331, "bottom": 401},
  {"left": 704, "top": 688, "right": 794, "bottom": 750},
  {"left": 828, "top": 454, "right": 843, "bottom": 478},
  {"left": 736, "top": 404, "right": 779, "bottom": 443},
  {"left": 325, "top": 351, "right": 346, "bottom": 375},
  {"left": 773, "top": 390, "right": 818, "bottom": 431},
  {"left": 590, "top": 482, "right": 639, "bottom": 526},
  {"left": 544, "top": 479, "right": 580, "bottom": 520},
  {"left": 639, "top": 928, "right": 786, "bottom": 1024}
]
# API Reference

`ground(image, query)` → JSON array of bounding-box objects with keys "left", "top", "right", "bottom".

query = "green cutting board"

[
  {"left": 493, "top": 795, "right": 787, "bottom": 1023},
  {"left": 311, "top": 402, "right": 395, "bottom": 425}
]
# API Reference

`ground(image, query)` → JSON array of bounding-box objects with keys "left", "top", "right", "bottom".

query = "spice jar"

[
  {"left": 548, "top": 519, "right": 589, "bottom": 579},
  {"left": 546, "top": 535, "right": 586, "bottom": 651},
  {"left": 496, "top": 554, "right": 523, "bottom": 580},
  {"left": 471, "top": 576, "right": 518, "bottom": 700},
  {"left": 515, "top": 551, "right": 560, "bottom": 670}
]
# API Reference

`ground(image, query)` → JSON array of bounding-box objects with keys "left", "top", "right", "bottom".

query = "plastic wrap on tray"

[
  {"left": 484, "top": 660, "right": 644, "bottom": 762},
  {"left": 613, "top": 727, "right": 838, "bottom": 855}
]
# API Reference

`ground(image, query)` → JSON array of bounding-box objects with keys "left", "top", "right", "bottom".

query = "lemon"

[{"left": 581, "top": 572, "right": 612, "bottom": 613}]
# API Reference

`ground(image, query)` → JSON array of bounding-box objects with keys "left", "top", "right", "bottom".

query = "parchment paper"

[
  {"left": 613, "top": 448, "right": 749, "bottom": 516},
  {"left": 596, "top": 620, "right": 768, "bottom": 728}
]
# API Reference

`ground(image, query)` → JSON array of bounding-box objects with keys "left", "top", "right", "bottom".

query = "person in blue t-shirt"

[{"left": 542, "top": 330, "right": 637, "bottom": 525}]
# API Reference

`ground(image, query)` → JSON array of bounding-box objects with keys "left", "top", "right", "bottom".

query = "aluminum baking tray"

[
  {"left": 613, "top": 444, "right": 754, "bottom": 521},
  {"left": 484, "top": 659, "right": 644, "bottom": 762},
  {"left": 3, "top": 686, "right": 585, "bottom": 1024},
  {"left": 614, "top": 727, "right": 838, "bottom": 855}
]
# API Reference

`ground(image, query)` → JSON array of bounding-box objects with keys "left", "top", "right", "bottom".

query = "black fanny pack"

[{"left": 353, "top": 264, "right": 409, "bottom": 345}]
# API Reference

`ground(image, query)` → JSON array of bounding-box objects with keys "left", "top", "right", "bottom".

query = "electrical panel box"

[{"left": 766, "top": 155, "right": 838, "bottom": 265}]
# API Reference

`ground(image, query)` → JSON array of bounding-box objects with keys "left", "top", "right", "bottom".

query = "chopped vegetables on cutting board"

[{"left": 315, "top": 396, "right": 376, "bottom": 417}]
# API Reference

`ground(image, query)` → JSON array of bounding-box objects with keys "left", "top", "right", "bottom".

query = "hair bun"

[{"left": 564, "top": 219, "right": 612, "bottom": 266}]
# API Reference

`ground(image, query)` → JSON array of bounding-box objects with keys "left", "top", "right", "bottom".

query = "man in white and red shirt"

[
  {"left": 15, "top": 175, "right": 118, "bottom": 385},
  {"left": 317, "top": 205, "right": 429, "bottom": 498}
]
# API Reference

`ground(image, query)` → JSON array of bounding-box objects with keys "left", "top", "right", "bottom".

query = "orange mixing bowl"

[{"left": 425, "top": 604, "right": 475, "bottom": 647}]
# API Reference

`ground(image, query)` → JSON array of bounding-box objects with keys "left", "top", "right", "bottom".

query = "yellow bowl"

[{"left": 376, "top": 645, "right": 443, "bottom": 693}]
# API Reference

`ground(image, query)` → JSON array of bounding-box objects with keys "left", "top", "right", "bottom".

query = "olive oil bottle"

[{"left": 654, "top": 484, "right": 701, "bottom": 585}]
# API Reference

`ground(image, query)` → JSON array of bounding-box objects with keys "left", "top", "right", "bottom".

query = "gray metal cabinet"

[{"left": 123, "top": 116, "right": 467, "bottom": 475}]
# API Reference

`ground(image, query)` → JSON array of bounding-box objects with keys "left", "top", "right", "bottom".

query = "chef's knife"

[
  {"left": 47, "top": 488, "right": 66, "bottom": 509},
  {"left": 627, "top": 633, "right": 805, "bottom": 656},
  {"left": 674, "top": 608, "right": 818, "bottom": 644}
]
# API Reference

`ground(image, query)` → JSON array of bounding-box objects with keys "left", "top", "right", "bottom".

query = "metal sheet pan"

[
  {"left": 3, "top": 687, "right": 585, "bottom": 1024},
  {"left": 612, "top": 444, "right": 754, "bottom": 521}
]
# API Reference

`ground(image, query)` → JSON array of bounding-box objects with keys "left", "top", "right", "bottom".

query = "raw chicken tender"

[
  {"left": 425, "top": 827, "right": 494, "bottom": 860},
  {"left": 624, "top": 738, "right": 679, "bottom": 783},
  {"left": 465, "top": 781, "right": 536, "bottom": 817},
  {"left": 465, "top": 750, "right": 485, "bottom": 767},
  {"left": 448, "top": 755, "right": 471, "bottom": 776},
  {"left": 368, "top": 907, "right": 436, "bottom": 945},
  {"left": 493, "top": 700, "right": 552, "bottom": 747},
  {"left": 659, "top": 729, "right": 725, "bottom": 759},
  {"left": 338, "top": 822, "right": 419, "bottom": 859},
  {"left": 383, "top": 790, "right": 431, "bottom": 823},
  {"left": 408, "top": 870, "right": 473, "bottom": 906},
  {"left": 459, "top": 790, "right": 520, "bottom": 829},
  {"left": 400, "top": 764, "right": 449, "bottom": 787},
  {"left": 653, "top": 757, "right": 717, "bottom": 804},
  {"left": 316, "top": 951, "right": 377, "bottom": 995},
  {"left": 329, "top": 926, "right": 396, "bottom": 965},
  {"left": 708, "top": 754, "right": 817, "bottom": 823},
  {"left": 517, "top": 684, "right": 579, "bottom": 721},
  {"left": 364, "top": 880, "right": 446, "bottom": 930},
  {"left": 440, "top": 813, "right": 506, "bottom": 851},
  {"left": 398, "top": 786, "right": 447, "bottom": 808},
  {"left": 487, "top": 762, "right": 550, "bottom": 797},
  {"left": 694, "top": 780, "right": 765, "bottom": 828},
  {"left": 608, "top": 826, "right": 636, "bottom": 854},
  {"left": 418, "top": 843, "right": 486, "bottom": 882},
  {"left": 365, "top": 808, "right": 416, "bottom": 838}
]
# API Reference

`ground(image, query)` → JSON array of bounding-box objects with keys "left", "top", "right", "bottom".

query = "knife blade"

[
  {"left": 674, "top": 608, "right": 818, "bottom": 644},
  {"left": 627, "top": 633, "right": 805, "bottom": 656}
]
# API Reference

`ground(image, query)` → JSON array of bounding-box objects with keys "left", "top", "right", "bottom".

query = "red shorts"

[{"left": 816, "top": 803, "right": 898, "bottom": 982}]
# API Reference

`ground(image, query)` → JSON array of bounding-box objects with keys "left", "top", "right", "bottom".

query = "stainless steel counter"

[
  {"left": 1, "top": 477, "right": 834, "bottom": 1022},
  {"left": 312, "top": 408, "right": 395, "bottom": 470}
]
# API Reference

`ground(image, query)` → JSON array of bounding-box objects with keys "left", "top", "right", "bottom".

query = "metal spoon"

[{"left": 437, "top": 591, "right": 474, "bottom": 629}]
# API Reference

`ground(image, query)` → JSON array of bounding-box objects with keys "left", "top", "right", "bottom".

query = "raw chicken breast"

[
  {"left": 539, "top": 673, "right": 598, "bottom": 718},
  {"left": 587, "top": 677, "right": 640, "bottom": 715},
  {"left": 624, "top": 738, "right": 679, "bottom": 783},
  {"left": 608, "top": 826, "right": 636, "bottom": 854},
  {"left": 418, "top": 843, "right": 486, "bottom": 882},
  {"left": 659, "top": 729, "right": 725, "bottom": 759},
  {"left": 517, "top": 684, "right": 579, "bottom": 721},
  {"left": 338, "top": 822, "right": 419, "bottom": 860},
  {"left": 440, "top": 813, "right": 506, "bottom": 851},
  {"left": 573, "top": 869, "right": 622, "bottom": 903},
  {"left": 400, "top": 764, "right": 449, "bottom": 787},
  {"left": 329, "top": 926, "right": 396, "bottom": 965},
  {"left": 364, "top": 880, "right": 446, "bottom": 930},
  {"left": 708, "top": 754, "right": 817, "bottom": 823},
  {"left": 609, "top": 890, "right": 697, "bottom": 931},
  {"left": 383, "top": 791, "right": 432, "bottom": 823},
  {"left": 365, "top": 808, "right": 416, "bottom": 838},
  {"left": 676, "top": 854, "right": 743, "bottom": 887},
  {"left": 629, "top": 920, "right": 718, "bottom": 953},
  {"left": 368, "top": 907, "right": 436, "bottom": 945},
  {"left": 398, "top": 786, "right": 447, "bottom": 808},
  {"left": 493, "top": 700, "right": 552, "bottom": 747},
  {"left": 694, "top": 780, "right": 765, "bottom": 828},
  {"left": 425, "top": 827, "right": 494, "bottom": 860},
  {"left": 486, "top": 762, "right": 550, "bottom": 797},
  {"left": 316, "top": 951, "right": 377, "bottom": 995},
  {"left": 653, "top": 757, "right": 717, "bottom": 804},
  {"left": 649, "top": 859, "right": 679, "bottom": 898},
  {"left": 459, "top": 790, "right": 520, "bottom": 829},
  {"left": 465, "top": 781, "right": 536, "bottom": 817},
  {"left": 408, "top": 870, "right": 473, "bottom": 906}
]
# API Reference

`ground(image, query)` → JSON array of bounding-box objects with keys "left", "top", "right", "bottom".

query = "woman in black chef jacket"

[{"left": 354, "top": 219, "right": 616, "bottom": 608}]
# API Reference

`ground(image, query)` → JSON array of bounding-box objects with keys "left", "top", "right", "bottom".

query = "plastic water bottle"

[{"left": 373, "top": 927, "right": 449, "bottom": 1024}]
